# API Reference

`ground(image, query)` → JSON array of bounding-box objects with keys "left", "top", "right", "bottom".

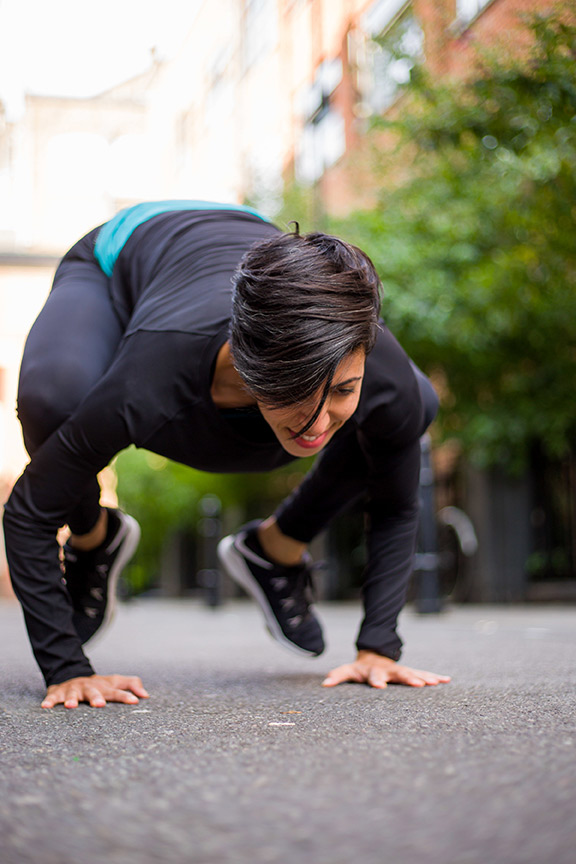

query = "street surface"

[{"left": 1, "top": 598, "right": 575, "bottom": 864}]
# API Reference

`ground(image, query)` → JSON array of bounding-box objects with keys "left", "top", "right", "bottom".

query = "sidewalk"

[{"left": 1, "top": 598, "right": 575, "bottom": 864}]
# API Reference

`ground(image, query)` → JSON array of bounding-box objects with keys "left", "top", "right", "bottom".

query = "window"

[
  {"left": 296, "top": 109, "right": 346, "bottom": 185},
  {"left": 358, "top": 2, "right": 423, "bottom": 115},
  {"left": 455, "top": 0, "right": 492, "bottom": 26},
  {"left": 243, "top": 0, "right": 278, "bottom": 70},
  {"left": 363, "top": 0, "right": 410, "bottom": 36},
  {"left": 295, "top": 58, "right": 345, "bottom": 185}
]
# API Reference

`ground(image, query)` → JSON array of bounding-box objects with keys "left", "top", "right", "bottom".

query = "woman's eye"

[{"left": 334, "top": 387, "right": 354, "bottom": 396}]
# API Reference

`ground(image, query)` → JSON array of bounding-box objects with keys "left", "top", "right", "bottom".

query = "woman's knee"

[
  {"left": 17, "top": 362, "right": 92, "bottom": 450},
  {"left": 410, "top": 363, "right": 439, "bottom": 430},
  {"left": 420, "top": 376, "right": 439, "bottom": 428}
]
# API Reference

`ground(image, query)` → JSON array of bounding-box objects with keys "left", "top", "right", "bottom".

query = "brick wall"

[{"left": 319, "top": 0, "right": 572, "bottom": 215}]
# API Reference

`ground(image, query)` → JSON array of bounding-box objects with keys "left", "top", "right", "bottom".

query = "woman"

[{"left": 3, "top": 200, "right": 450, "bottom": 709}]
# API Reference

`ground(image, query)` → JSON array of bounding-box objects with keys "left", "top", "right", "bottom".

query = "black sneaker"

[
  {"left": 217, "top": 523, "right": 325, "bottom": 656},
  {"left": 63, "top": 509, "right": 141, "bottom": 645}
]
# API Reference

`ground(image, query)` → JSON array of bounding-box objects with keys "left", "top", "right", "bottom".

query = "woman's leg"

[
  {"left": 410, "top": 361, "right": 439, "bottom": 430},
  {"left": 17, "top": 241, "right": 124, "bottom": 536}
]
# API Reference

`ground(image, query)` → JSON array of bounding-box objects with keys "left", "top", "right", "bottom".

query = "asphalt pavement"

[{"left": 1, "top": 597, "right": 575, "bottom": 864}]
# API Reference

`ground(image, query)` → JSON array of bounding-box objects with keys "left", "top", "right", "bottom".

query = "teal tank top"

[{"left": 94, "top": 199, "right": 269, "bottom": 277}]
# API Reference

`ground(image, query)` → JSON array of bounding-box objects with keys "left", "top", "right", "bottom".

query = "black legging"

[{"left": 17, "top": 233, "right": 123, "bottom": 535}]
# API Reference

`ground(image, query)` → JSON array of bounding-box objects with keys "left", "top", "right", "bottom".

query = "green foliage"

[
  {"left": 114, "top": 446, "right": 310, "bottom": 592},
  {"left": 332, "top": 12, "right": 576, "bottom": 473}
]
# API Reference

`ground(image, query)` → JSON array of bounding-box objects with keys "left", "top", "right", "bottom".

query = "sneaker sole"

[
  {"left": 217, "top": 534, "right": 319, "bottom": 658},
  {"left": 84, "top": 513, "right": 141, "bottom": 646}
]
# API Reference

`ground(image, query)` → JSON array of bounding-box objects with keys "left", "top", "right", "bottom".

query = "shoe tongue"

[
  {"left": 243, "top": 528, "right": 268, "bottom": 562},
  {"left": 103, "top": 509, "right": 119, "bottom": 547}
]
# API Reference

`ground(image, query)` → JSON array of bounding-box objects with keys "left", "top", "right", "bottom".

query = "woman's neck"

[{"left": 211, "top": 340, "right": 257, "bottom": 408}]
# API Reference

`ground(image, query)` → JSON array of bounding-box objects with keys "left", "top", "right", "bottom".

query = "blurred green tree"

[{"left": 332, "top": 11, "right": 576, "bottom": 473}]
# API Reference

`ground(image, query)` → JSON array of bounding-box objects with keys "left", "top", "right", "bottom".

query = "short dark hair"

[{"left": 229, "top": 227, "right": 381, "bottom": 435}]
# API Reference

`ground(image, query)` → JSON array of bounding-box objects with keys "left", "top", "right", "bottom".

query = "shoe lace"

[{"left": 284, "top": 558, "right": 325, "bottom": 618}]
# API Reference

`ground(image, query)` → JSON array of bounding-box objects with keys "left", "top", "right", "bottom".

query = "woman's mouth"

[{"left": 290, "top": 429, "right": 330, "bottom": 450}]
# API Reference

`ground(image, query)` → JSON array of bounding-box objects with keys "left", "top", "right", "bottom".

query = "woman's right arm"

[{"left": 3, "top": 370, "right": 132, "bottom": 688}]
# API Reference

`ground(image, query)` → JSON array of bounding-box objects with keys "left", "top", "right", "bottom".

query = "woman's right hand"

[{"left": 41, "top": 674, "right": 150, "bottom": 709}]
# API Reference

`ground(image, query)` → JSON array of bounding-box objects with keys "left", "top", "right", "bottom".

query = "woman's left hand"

[{"left": 322, "top": 650, "right": 451, "bottom": 689}]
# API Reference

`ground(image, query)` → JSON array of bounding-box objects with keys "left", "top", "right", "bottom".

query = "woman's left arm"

[
  {"left": 354, "top": 432, "right": 421, "bottom": 661},
  {"left": 323, "top": 433, "right": 450, "bottom": 688}
]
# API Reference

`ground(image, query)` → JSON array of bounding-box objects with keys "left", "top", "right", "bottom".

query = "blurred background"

[{"left": 0, "top": 0, "right": 575, "bottom": 606}]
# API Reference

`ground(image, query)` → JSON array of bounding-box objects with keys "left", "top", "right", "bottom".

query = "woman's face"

[{"left": 258, "top": 349, "right": 366, "bottom": 457}]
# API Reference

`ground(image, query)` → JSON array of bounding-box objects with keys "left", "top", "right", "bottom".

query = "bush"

[{"left": 114, "top": 446, "right": 311, "bottom": 592}]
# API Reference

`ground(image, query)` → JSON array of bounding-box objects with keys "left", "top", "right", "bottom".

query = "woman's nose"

[{"left": 304, "top": 406, "right": 331, "bottom": 435}]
